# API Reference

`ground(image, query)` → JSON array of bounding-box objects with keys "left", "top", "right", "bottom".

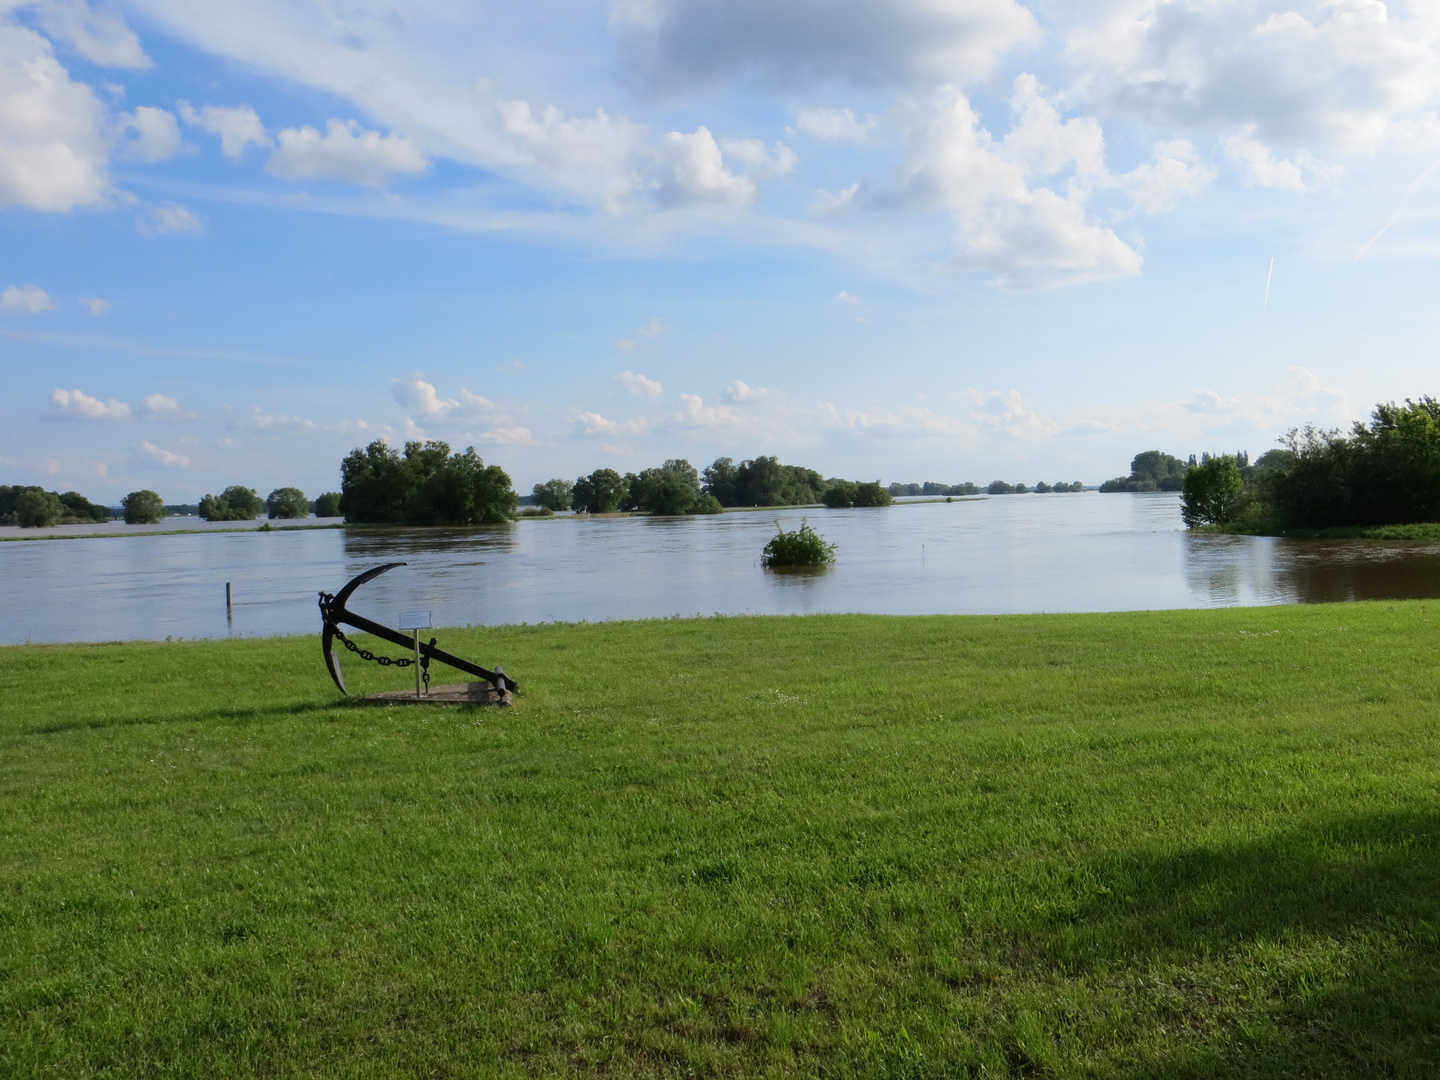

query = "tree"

[
  {"left": 123, "top": 490, "right": 165, "bottom": 524},
  {"left": 339, "top": 439, "right": 517, "bottom": 525},
  {"left": 822, "top": 480, "right": 857, "bottom": 508},
  {"left": 16, "top": 489, "right": 64, "bottom": 527},
  {"left": 200, "top": 486, "right": 263, "bottom": 521},
  {"left": 1035, "top": 481, "right": 1053, "bottom": 493},
  {"left": 266, "top": 487, "right": 310, "bottom": 519},
  {"left": 703, "top": 455, "right": 824, "bottom": 506},
  {"left": 1181, "top": 456, "right": 1245, "bottom": 526},
  {"left": 571, "top": 468, "right": 627, "bottom": 513},
  {"left": 988, "top": 480, "right": 1015, "bottom": 494},
  {"left": 532, "top": 478, "right": 574, "bottom": 512},
  {"left": 58, "top": 491, "right": 108, "bottom": 522},
  {"left": 701, "top": 458, "right": 738, "bottom": 505},
  {"left": 852, "top": 481, "right": 893, "bottom": 507},
  {"left": 630, "top": 459, "right": 703, "bottom": 515},
  {"left": 314, "top": 491, "right": 342, "bottom": 517}
]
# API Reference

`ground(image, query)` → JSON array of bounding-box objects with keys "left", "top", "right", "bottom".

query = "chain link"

[{"left": 330, "top": 623, "right": 415, "bottom": 668}]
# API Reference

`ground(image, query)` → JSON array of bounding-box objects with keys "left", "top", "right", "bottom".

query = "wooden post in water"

[{"left": 226, "top": 582, "right": 232, "bottom": 614}]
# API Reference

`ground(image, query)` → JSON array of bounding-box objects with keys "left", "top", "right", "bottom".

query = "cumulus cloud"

[
  {"left": 722, "top": 380, "right": 772, "bottom": 402},
  {"left": 33, "top": 0, "right": 150, "bottom": 68},
  {"left": 790, "top": 106, "right": 878, "bottom": 141},
  {"left": 672, "top": 392, "right": 741, "bottom": 429},
  {"left": 889, "top": 79, "right": 1143, "bottom": 289},
  {"left": 616, "top": 369, "right": 664, "bottom": 398},
  {"left": 79, "top": 295, "right": 107, "bottom": 315},
  {"left": 636, "top": 317, "right": 666, "bottom": 337},
  {"left": 137, "top": 201, "right": 203, "bottom": 235},
  {"left": 1067, "top": 0, "right": 1440, "bottom": 153},
  {"left": 1182, "top": 366, "right": 1350, "bottom": 427},
  {"left": 835, "top": 289, "right": 860, "bottom": 304},
  {"left": 655, "top": 126, "right": 756, "bottom": 206},
  {"left": 2, "top": 284, "right": 54, "bottom": 312},
  {"left": 389, "top": 375, "right": 527, "bottom": 429},
  {"left": 719, "top": 136, "right": 797, "bottom": 177},
  {"left": 0, "top": 23, "right": 110, "bottom": 211},
  {"left": 614, "top": 0, "right": 1040, "bottom": 95},
  {"left": 1120, "top": 138, "right": 1216, "bottom": 213},
  {"left": 48, "top": 387, "right": 130, "bottom": 421},
  {"left": 142, "top": 393, "right": 179, "bottom": 417},
  {"left": 1223, "top": 128, "right": 1315, "bottom": 192},
  {"left": 118, "top": 106, "right": 182, "bottom": 162},
  {"left": 569, "top": 409, "right": 650, "bottom": 437},
  {"left": 136, "top": 440, "right": 190, "bottom": 468},
  {"left": 266, "top": 119, "right": 429, "bottom": 185},
  {"left": 496, "top": 100, "right": 645, "bottom": 213},
  {"left": 178, "top": 102, "right": 271, "bottom": 158}
]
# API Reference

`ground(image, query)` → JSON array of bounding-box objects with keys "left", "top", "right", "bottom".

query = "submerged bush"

[{"left": 761, "top": 519, "right": 837, "bottom": 567}]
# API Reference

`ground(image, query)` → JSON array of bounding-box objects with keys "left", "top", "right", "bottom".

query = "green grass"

[
  {"left": 1197, "top": 520, "right": 1440, "bottom": 540},
  {"left": 3, "top": 604, "right": 1440, "bottom": 1078}
]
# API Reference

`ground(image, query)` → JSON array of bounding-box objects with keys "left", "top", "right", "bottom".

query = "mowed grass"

[{"left": 3, "top": 605, "right": 1440, "bottom": 1078}]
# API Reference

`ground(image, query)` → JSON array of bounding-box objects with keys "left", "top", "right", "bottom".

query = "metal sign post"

[{"left": 398, "top": 610, "right": 432, "bottom": 697}]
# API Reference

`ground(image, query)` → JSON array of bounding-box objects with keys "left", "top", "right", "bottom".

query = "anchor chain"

[{"left": 329, "top": 623, "right": 415, "bottom": 668}]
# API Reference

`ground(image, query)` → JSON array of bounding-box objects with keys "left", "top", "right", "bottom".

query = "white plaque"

[{"left": 398, "top": 610, "right": 432, "bottom": 630}]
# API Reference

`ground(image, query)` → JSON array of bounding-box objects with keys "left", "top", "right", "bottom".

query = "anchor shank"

[{"left": 332, "top": 607, "right": 514, "bottom": 690}]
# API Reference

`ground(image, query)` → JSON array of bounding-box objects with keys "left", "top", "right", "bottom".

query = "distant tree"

[
  {"left": 266, "top": 487, "right": 310, "bottom": 519},
  {"left": 693, "top": 494, "right": 724, "bottom": 514},
  {"left": 16, "top": 489, "right": 64, "bottom": 527},
  {"left": 822, "top": 480, "right": 858, "bottom": 508},
  {"left": 339, "top": 439, "right": 516, "bottom": 524},
  {"left": 123, "top": 490, "right": 165, "bottom": 525},
  {"left": 57, "top": 491, "right": 108, "bottom": 522},
  {"left": 701, "top": 458, "right": 738, "bottom": 505},
  {"left": 571, "top": 468, "right": 628, "bottom": 514},
  {"left": 630, "top": 459, "right": 704, "bottom": 515},
  {"left": 313, "top": 491, "right": 343, "bottom": 517},
  {"left": 988, "top": 480, "right": 1015, "bottom": 495},
  {"left": 1181, "top": 456, "right": 1245, "bottom": 526},
  {"left": 888, "top": 482, "right": 922, "bottom": 497},
  {"left": 1035, "top": 481, "right": 1053, "bottom": 493},
  {"left": 531, "top": 478, "right": 574, "bottom": 512},
  {"left": 200, "top": 486, "right": 264, "bottom": 521},
  {"left": 1014, "top": 483, "right": 1029, "bottom": 494},
  {"left": 1130, "top": 450, "right": 1188, "bottom": 491},
  {"left": 852, "top": 481, "right": 893, "bottom": 507}
]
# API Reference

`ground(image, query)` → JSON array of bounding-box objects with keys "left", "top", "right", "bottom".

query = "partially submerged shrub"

[{"left": 761, "top": 519, "right": 837, "bottom": 567}]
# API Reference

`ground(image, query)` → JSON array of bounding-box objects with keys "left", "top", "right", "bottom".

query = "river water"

[{"left": 4, "top": 493, "right": 1440, "bottom": 645}]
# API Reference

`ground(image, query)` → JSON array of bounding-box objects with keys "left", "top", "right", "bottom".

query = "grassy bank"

[
  {"left": 3, "top": 606, "right": 1439, "bottom": 1077},
  {"left": 1195, "top": 520, "right": 1440, "bottom": 540}
]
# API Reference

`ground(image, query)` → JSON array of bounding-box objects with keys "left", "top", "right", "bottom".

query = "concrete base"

[{"left": 360, "top": 681, "right": 513, "bottom": 707}]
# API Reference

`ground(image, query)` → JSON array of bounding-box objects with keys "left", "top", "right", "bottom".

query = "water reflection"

[{"left": 8, "top": 493, "right": 1440, "bottom": 644}]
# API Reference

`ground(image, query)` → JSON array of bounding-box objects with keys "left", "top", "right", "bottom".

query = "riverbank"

[
  {"left": 3, "top": 604, "right": 1437, "bottom": 1076},
  {"left": 1195, "top": 520, "right": 1440, "bottom": 540}
]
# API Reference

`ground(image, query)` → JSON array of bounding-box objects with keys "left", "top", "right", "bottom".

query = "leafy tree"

[
  {"left": 988, "top": 480, "right": 1015, "bottom": 494},
  {"left": 532, "top": 478, "right": 574, "bottom": 512},
  {"left": 200, "top": 486, "right": 263, "bottom": 521},
  {"left": 1130, "top": 450, "right": 1188, "bottom": 491},
  {"left": 693, "top": 494, "right": 724, "bottom": 514},
  {"left": 630, "top": 459, "right": 703, "bottom": 515},
  {"left": 16, "top": 489, "right": 64, "bottom": 527},
  {"left": 313, "top": 491, "right": 343, "bottom": 517},
  {"left": 1035, "top": 481, "right": 1053, "bottom": 493},
  {"left": 703, "top": 455, "right": 824, "bottom": 506},
  {"left": 701, "top": 458, "right": 738, "bottom": 505},
  {"left": 1181, "top": 456, "right": 1245, "bottom": 526},
  {"left": 822, "top": 480, "right": 858, "bottom": 508},
  {"left": 123, "top": 490, "right": 165, "bottom": 524},
  {"left": 339, "top": 440, "right": 517, "bottom": 524},
  {"left": 58, "top": 491, "right": 108, "bottom": 522},
  {"left": 266, "top": 487, "right": 310, "bottom": 519},
  {"left": 852, "top": 481, "right": 893, "bottom": 507},
  {"left": 571, "top": 468, "right": 628, "bottom": 513},
  {"left": 888, "top": 482, "right": 922, "bottom": 497}
]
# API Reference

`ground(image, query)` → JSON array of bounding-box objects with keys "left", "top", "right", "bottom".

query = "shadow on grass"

[
  {"left": 29, "top": 698, "right": 350, "bottom": 735},
  {"left": 1027, "top": 810, "right": 1440, "bottom": 1078}
]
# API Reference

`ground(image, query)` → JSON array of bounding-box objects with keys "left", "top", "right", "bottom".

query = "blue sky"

[{"left": 3, "top": 0, "right": 1439, "bottom": 502}]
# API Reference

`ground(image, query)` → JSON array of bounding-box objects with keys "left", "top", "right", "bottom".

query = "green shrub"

[
  {"left": 1181, "top": 456, "right": 1245, "bottom": 527},
  {"left": 761, "top": 519, "right": 837, "bottom": 567},
  {"left": 852, "top": 482, "right": 893, "bottom": 507},
  {"left": 691, "top": 493, "right": 723, "bottom": 514},
  {"left": 122, "top": 490, "right": 165, "bottom": 525},
  {"left": 822, "top": 481, "right": 857, "bottom": 508},
  {"left": 200, "top": 486, "right": 264, "bottom": 522}
]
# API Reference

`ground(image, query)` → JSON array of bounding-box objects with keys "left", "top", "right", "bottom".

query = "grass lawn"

[{"left": 3, "top": 604, "right": 1439, "bottom": 1077}]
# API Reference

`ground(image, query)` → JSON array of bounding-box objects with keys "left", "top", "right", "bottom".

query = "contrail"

[
  {"left": 1357, "top": 156, "right": 1440, "bottom": 261},
  {"left": 1264, "top": 257, "right": 1274, "bottom": 313}
]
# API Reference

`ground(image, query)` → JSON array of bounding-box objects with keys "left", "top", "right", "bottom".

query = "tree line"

[{"left": 0, "top": 483, "right": 342, "bottom": 527}]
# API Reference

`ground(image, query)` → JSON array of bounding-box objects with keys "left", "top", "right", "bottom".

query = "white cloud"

[
  {"left": 811, "top": 182, "right": 858, "bottom": 215},
  {"left": 1120, "top": 138, "right": 1215, "bottom": 213},
  {"left": 390, "top": 375, "right": 519, "bottom": 426},
  {"left": 49, "top": 387, "right": 130, "bottom": 421},
  {"left": 0, "top": 23, "right": 110, "bottom": 211},
  {"left": 2, "top": 284, "right": 54, "bottom": 312},
  {"left": 655, "top": 126, "right": 755, "bottom": 206},
  {"left": 614, "top": 0, "right": 1040, "bottom": 95},
  {"left": 722, "top": 380, "right": 772, "bottom": 403},
  {"left": 569, "top": 409, "right": 650, "bottom": 437},
  {"left": 889, "top": 80, "right": 1143, "bottom": 290},
  {"left": 178, "top": 102, "right": 271, "bottom": 158},
  {"left": 835, "top": 289, "right": 860, "bottom": 305},
  {"left": 136, "top": 439, "right": 190, "bottom": 468},
  {"left": 1223, "top": 129, "right": 1313, "bottom": 192},
  {"left": 138, "top": 201, "right": 203, "bottom": 234},
  {"left": 266, "top": 119, "right": 429, "bottom": 186},
  {"left": 495, "top": 99, "right": 645, "bottom": 214},
  {"left": 672, "top": 391, "right": 741, "bottom": 429},
  {"left": 118, "top": 106, "right": 182, "bottom": 162},
  {"left": 636, "top": 317, "right": 666, "bottom": 337},
  {"left": 616, "top": 337, "right": 637, "bottom": 352},
  {"left": 616, "top": 369, "right": 664, "bottom": 398},
  {"left": 79, "top": 295, "right": 107, "bottom": 315},
  {"left": 233, "top": 407, "right": 319, "bottom": 434},
  {"left": 719, "top": 136, "right": 796, "bottom": 177},
  {"left": 475, "top": 425, "right": 536, "bottom": 446},
  {"left": 33, "top": 0, "right": 149, "bottom": 68},
  {"left": 1182, "top": 366, "right": 1350, "bottom": 427},
  {"left": 790, "top": 107, "right": 878, "bottom": 141},
  {"left": 141, "top": 393, "right": 179, "bottom": 417}
]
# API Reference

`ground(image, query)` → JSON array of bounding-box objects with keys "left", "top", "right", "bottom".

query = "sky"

[{"left": 2, "top": 0, "right": 1440, "bottom": 503}]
